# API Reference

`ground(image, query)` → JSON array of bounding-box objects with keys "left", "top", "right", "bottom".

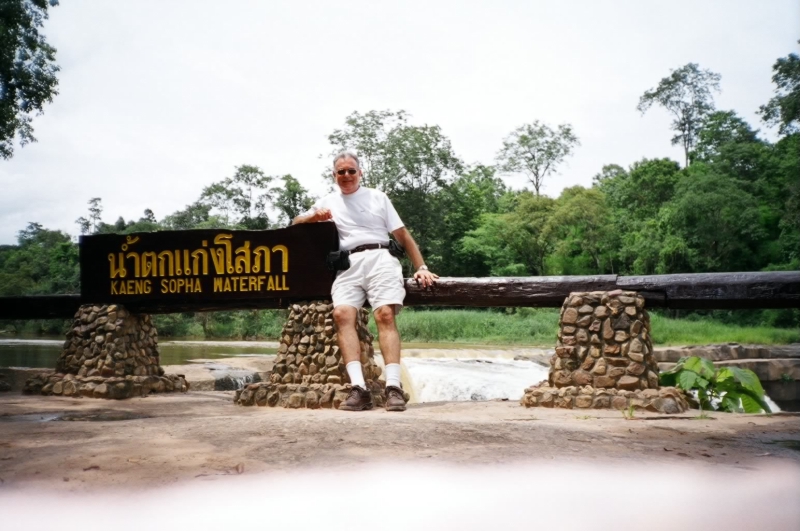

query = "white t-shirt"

[{"left": 303, "top": 186, "right": 404, "bottom": 251}]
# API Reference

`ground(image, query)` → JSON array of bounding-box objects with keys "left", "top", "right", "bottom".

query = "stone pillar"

[
  {"left": 23, "top": 304, "right": 188, "bottom": 399},
  {"left": 235, "top": 300, "right": 398, "bottom": 409},
  {"left": 521, "top": 291, "right": 689, "bottom": 413}
]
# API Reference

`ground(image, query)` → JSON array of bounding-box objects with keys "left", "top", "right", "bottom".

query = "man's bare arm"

[
  {"left": 392, "top": 227, "right": 439, "bottom": 288},
  {"left": 292, "top": 208, "right": 332, "bottom": 225}
]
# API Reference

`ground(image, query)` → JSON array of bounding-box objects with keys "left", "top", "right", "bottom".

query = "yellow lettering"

[
  {"left": 177, "top": 279, "right": 185, "bottom": 292},
  {"left": 281, "top": 275, "right": 288, "bottom": 290},
  {"left": 267, "top": 276, "right": 275, "bottom": 291},
  {"left": 248, "top": 277, "right": 257, "bottom": 292},
  {"left": 240, "top": 276, "right": 248, "bottom": 292},
  {"left": 111, "top": 281, "right": 118, "bottom": 295},
  {"left": 223, "top": 278, "right": 232, "bottom": 292},
  {"left": 169, "top": 279, "right": 177, "bottom": 293},
  {"left": 126, "top": 280, "right": 135, "bottom": 294},
  {"left": 161, "top": 279, "right": 169, "bottom": 293},
  {"left": 143, "top": 280, "right": 152, "bottom": 294},
  {"left": 257, "top": 276, "right": 265, "bottom": 291},
  {"left": 194, "top": 278, "right": 202, "bottom": 293},
  {"left": 214, "top": 277, "right": 223, "bottom": 292}
]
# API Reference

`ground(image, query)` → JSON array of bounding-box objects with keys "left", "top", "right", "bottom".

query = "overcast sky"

[{"left": 0, "top": 0, "right": 797, "bottom": 244}]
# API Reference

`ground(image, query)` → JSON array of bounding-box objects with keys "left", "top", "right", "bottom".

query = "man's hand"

[
  {"left": 413, "top": 268, "right": 439, "bottom": 289},
  {"left": 293, "top": 208, "right": 332, "bottom": 225},
  {"left": 311, "top": 208, "right": 332, "bottom": 222}
]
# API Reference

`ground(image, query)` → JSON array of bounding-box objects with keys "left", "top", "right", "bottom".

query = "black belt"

[{"left": 349, "top": 243, "right": 389, "bottom": 254}]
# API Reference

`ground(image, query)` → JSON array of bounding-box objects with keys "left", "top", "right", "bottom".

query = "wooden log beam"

[
  {"left": 402, "top": 276, "right": 620, "bottom": 307},
  {"left": 0, "top": 295, "right": 83, "bottom": 320},
  {"left": 0, "top": 271, "right": 797, "bottom": 319}
]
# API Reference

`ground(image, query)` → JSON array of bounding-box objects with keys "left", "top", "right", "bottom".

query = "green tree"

[
  {"left": 326, "top": 109, "right": 409, "bottom": 189},
  {"left": 496, "top": 121, "right": 580, "bottom": 196},
  {"left": 461, "top": 193, "right": 555, "bottom": 276},
  {"left": 0, "top": 0, "right": 60, "bottom": 159},
  {"left": 439, "top": 165, "right": 507, "bottom": 276},
  {"left": 162, "top": 202, "right": 215, "bottom": 230},
  {"left": 759, "top": 42, "right": 800, "bottom": 135},
  {"left": 200, "top": 165, "right": 274, "bottom": 229},
  {"left": 273, "top": 174, "right": 315, "bottom": 225},
  {"left": 542, "top": 187, "right": 615, "bottom": 274},
  {"left": 75, "top": 197, "right": 103, "bottom": 235},
  {"left": 665, "top": 164, "right": 766, "bottom": 272},
  {"left": 0, "top": 222, "right": 78, "bottom": 296},
  {"left": 638, "top": 63, "right": 721, "bottom": 167}
]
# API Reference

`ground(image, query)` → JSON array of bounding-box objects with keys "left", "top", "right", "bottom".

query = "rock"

[
  {"left": 594, "top": 306, "right": 609, "bottom": 318},
  {"left": 562, "top": 308, "right": 579, "bottom": 324},
  {"left": 628, "top": 351, "right": 644, "bottom": 363},
  {"left": 575, "top": 394, "right": 593, "bottom": 408},
  {"left": 617, "top": 375, "right": 641, "bottom": 390},
  {"left": 93, "top": 383, "right": 109, "bottom": 398},
  {"left": 611, "top": 396, "right": 628, "bottom": 410},
  {"left": 573, "top": 370, "right": 592, "bottom": 386},
  {"left": 591, "top": 358, "right": 607, "bottom": 375},
  {"left": 287, "top": 393, "right": 305, "bottom": 408},
  {"left": 614, "top": 331, "right": 629, "bottom": 342},
  {"left": 608, "top": 367, "right": 625, "bottom": 379},
  {"left": 630, "top": 338, "right": 643, "bottom": 354},
  {"left": 626, "top": 362, "right": 646, "bottom": 376},
  {"left": 602, "top": 319, "right": 614, "bottom": 340},
  {"left": 594, "top": 375, "right": 616, "bottom": 388}
]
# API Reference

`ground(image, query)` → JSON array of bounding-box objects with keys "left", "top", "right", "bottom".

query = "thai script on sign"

[{"left": 106, "top": 234, "right": 290, "bottom": 296}]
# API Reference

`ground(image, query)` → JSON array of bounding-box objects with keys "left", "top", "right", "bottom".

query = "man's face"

[{"left": 333, "top": 156, "right": 362, "bottom": 195}]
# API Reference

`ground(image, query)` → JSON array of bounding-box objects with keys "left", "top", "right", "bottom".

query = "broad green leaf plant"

[{"left": 659, "top": 356, "right": 771, "bottom": 413}]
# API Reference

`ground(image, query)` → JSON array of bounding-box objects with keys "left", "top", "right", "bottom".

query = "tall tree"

[
  {"left": 495, "top": 121, "right": 580, "bottom": 196},
  {"left": 0, "top": 0, "right": 60, "bottom": 159},
  {"left": 75, "top": 197, "right": 103, "bottom": 235},
  {"left": 637, "top": 63, "right": 721, "bottom": 167},
  {"left": 759, "top": 42, "right": 800, "bottom": 135},
  {"left": 326, "top": 109, "right": 408, "bottom": 189},
  {"left": 200, "top": 165, "right": 274, "bottom": 229},
  {"left": 272, "top": 174, "right": 315, "bottom": 225}
]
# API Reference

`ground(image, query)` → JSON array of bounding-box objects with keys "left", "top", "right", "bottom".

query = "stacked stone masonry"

[
  {"left": 235, "top": 301, "right": 406, "bottom": 408},
  {"left": 23, "top": 304, "right": 188, "bottom": 399},
  {"left": 521, "top": 290, "right": 689, "bottom": 413}
]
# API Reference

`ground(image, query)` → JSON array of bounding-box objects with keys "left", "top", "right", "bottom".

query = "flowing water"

[{"left": 0, "top": 338, "right": 551, "bottom": 403}]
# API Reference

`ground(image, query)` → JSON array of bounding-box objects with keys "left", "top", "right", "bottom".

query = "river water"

[{"left": 0, "top": 338, "right": 552, "bottom": 403}]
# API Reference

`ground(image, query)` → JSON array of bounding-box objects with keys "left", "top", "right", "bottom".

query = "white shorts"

[{"left": 332, "top": 249, "right": 406, "bottom": 313}]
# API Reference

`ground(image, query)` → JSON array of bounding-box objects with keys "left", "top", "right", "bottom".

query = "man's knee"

[
  {"left": 333, "top": 305, "right": 357, "bottom": 328},
  {"left": 373, "top": 305, "right": 396, "bottom": 328}
]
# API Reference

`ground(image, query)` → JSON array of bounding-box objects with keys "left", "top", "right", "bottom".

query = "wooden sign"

[{"left": 79, "top": 223, "right": 339, "bottom": 311}]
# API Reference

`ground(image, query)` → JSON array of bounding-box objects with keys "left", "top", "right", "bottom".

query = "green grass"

[
  {"left": 4, "top": 307, "right": 798, "bottom": 346},
  {"left": 649, "top": 312, "right": 800, "bottom": 346},
  {"left": 365, "top": 308, "right": 799, "bottom": 346}
]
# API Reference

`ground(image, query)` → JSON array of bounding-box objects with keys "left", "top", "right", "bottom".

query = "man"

[{"left": 292, "top": 151, "right": 438, "bottom": 412}]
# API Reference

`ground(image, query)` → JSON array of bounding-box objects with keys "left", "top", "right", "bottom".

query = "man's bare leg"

[
  {"left": 374, "top": 305, "right": 400, "bottom": 365},
  {"left": 333, "top": 305, "right": 373, "bottom": 410},
  {"left": 374, "top": 305, "right": 406, "bottom": 411},
  {"left": 333, "top": 305, "right": 361, "bottom": 365}
]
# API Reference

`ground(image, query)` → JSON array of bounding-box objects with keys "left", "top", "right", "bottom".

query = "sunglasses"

[{"left": 336, "top": 169, "right": 358, "bottom": 176}]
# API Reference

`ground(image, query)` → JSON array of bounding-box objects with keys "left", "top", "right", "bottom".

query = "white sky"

[{"left": 0, "top": 0, "right": 797, "bottom": 244}]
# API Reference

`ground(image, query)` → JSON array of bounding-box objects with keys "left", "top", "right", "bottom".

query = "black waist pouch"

[
  {"left": 388, "top": 240, "right": 406, "bottom": 259},
  {"left": 326, "top": 250, "right": 351, "bottom": 272}
]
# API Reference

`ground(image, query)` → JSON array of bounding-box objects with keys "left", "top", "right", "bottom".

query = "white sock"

[
  {"left": 346, "top": 361, "right": 366, "bottom": 389},
  {"left": 385, "top": 363, "right": 402, "bottom": 388}
]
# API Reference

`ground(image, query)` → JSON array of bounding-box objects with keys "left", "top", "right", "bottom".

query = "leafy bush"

[{"left": 659, "top": 356, "right": 770, "bottom": 413}]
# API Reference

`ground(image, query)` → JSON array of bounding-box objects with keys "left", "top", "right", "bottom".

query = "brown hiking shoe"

[
  {"left": 385, "top": 385, "right": 407, "bottom": 412},
  {"left": 338, "top": 385, "right": 373, "bottom": 411}
]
